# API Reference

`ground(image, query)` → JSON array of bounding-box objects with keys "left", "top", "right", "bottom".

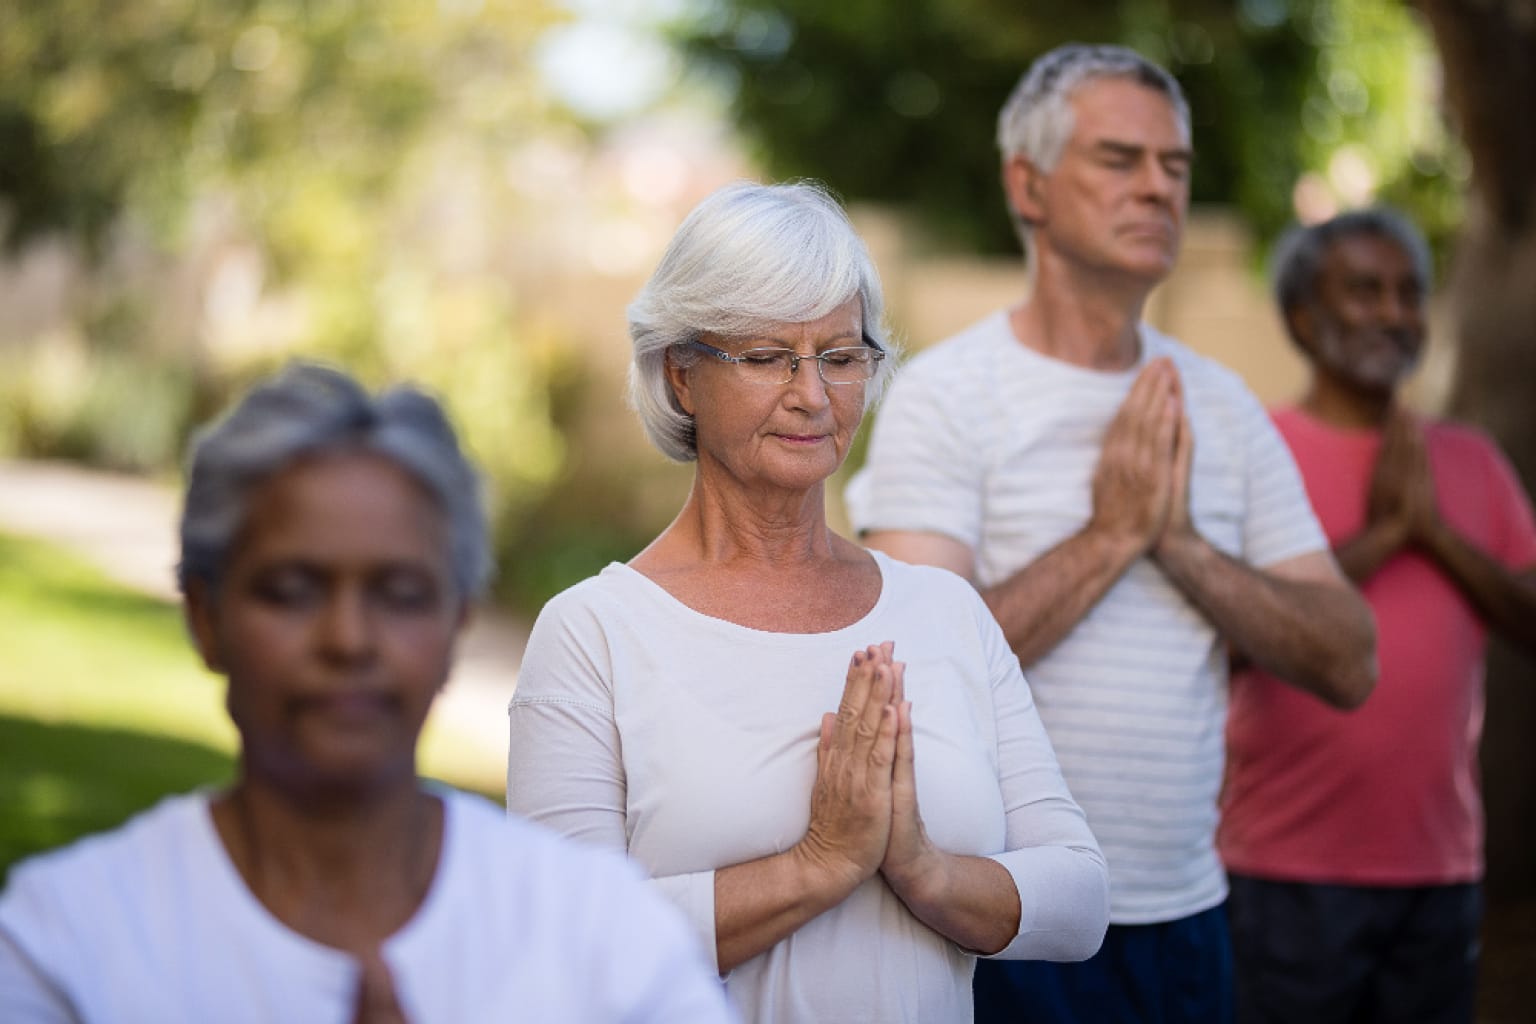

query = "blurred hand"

[
  {"left": 1090, "top": 359, "right": 1181, "bottom": 555},
  {"left": 1153, "top": 397, "right": 1196, "bottom": 559},
  {"left": 351, "top": 948, "right": 407, "bottom": 1024},
  {"left": 1368, "top": 408, "right": 1438, "bottom": 543},
  {"left": 797, "top": 643, "right": 900, "bottom": 893}
]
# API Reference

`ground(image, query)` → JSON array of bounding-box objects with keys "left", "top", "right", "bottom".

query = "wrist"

[
  {"left": 789, "top": 836, "right": 867, "bottom": 909},
  {"left": 1152, "top": 522, "right": 1204, "bottom": 570},
  {"left": 1082, "top": 518, "right": 1152, "bottom": 568},
  {"left": 882, "top": 846, "right": 946, "bottom": 911}
]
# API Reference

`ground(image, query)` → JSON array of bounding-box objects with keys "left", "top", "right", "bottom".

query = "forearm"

[
  {"left": 982, "top": 527, "right": 1143, "bottom": 666},
  {"left": 713, "top": 845, "right": 858, "bottom": 974},
  {"left": 1421, "top": 525, "right": 1536, "bottom": 655},
  {"left": 883, "top": 851, "right": 1020, "bottom": 955},
  {"left": 1156, "top": 533, "right": 1376, "bottom": 708}
]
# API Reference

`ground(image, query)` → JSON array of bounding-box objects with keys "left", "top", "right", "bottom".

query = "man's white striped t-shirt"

[{"left": 846, "top": 310, "right": 1326, "bottom": 924}]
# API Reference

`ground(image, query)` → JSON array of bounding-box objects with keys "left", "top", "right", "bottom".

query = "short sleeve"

[
  {"left": 1479, "top": 439, "right": 1536, "bottom": 571},
  {"left": 846, "top": 362, "right": 987, "bottom": 549},
  {"left": 1237, "top": 385, "right": 1328, "bottom": 567}
]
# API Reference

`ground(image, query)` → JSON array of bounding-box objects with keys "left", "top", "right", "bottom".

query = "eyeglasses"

[{"left": 683, "top": 335, "right": 886, "bottom": 386}]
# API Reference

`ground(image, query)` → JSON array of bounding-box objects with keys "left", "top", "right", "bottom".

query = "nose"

[
  {"left": 1378, "top": 287, "right": 1423, "bottom": 328},
  {"left": 316, "top": 587, "right": 377, "bottom": 666},
  {"left": 784, "top": 353, "right": 831, "bottom": 409},
  {"left": 1135, "top": 157, "right": 1179, "bottom": 204}
]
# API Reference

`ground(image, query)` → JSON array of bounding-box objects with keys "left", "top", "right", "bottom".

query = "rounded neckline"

[
  {"left": 195, "top": 788, "right": 453, "bottom": 964},
  {"left": 1281, "top": 405, "right": 1388, "bottom": 445},
  {"left": 605, "top": 548, "right": 894, "bottom": 642},
  {"left": 995, "top": 309, "right": 1156, "bottom": 383}
]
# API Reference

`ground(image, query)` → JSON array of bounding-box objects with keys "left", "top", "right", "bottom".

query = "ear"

[
  {"left": 1003, "top": 154, "right": 1047, "bottom": 227},
  {"left": 183, "top": 580, "right": 227, "bottom": 675},
  {"left": 1284, "top": 303, "right": 1319, "bottom": 357},
  {"left": 664, "top": 350, "right": 696, "bottom": 417}
]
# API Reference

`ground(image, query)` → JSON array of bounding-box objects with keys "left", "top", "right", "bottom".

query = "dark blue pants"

[
  {"left": 973, "top": 903, "right": 1233, "bottom": 1023},
  {"left": 1226, "top": 874, "right": 1480, "bottom": 1024}
]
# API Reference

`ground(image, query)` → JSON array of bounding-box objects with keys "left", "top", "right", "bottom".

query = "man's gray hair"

[
  {"left": 997, "top": 43, "right": 1190, "bottom": 170},
  {"left": 627, "top": 180, "right": 896, "bottom": 462},
  {"left": 1272, "top": 207, "right": 1433, "bottom": 323},
  {"left": 178, "top": 361, "right": 493, "bottom": 599},
  {"left": 997, "top": 44, "right": 1189, "bottom": 259}
]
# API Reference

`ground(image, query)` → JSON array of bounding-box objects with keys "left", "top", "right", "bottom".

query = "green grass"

[{"left": 0, "top": 532, "right": 501, "bottom": 885}]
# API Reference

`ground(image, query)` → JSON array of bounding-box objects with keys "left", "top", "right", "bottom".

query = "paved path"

[{"left": 0, "top": 458, "right": 523, "bottom": 767}]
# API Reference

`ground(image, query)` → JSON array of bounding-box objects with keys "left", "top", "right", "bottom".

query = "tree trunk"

[{"left": 1417, "top": 2, "right": 1536, "bottom": 1018}]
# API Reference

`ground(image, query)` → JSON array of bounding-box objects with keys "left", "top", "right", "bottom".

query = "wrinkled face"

[
  {"left": 668, "top": 295, "right": 868, "bottom": 497},
  {"left": 187, "top": 451, "right": 465, "bottom": 795},
  {"left": 1295, "top": 234, "right": 1426, "bottom": 396},
  {"left": 1011, "top": 77, "right": 1192, "bottom": 283}
]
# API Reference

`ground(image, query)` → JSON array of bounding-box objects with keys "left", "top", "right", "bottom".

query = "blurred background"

[{"left": 1, "top": 0, "right": 1532, "bottom": 1015}]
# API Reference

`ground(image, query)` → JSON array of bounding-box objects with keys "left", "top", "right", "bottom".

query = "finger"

[
  {"left": 836, "top": 649, "right": 876, "bottom": 726},
  {"left": 871, "top": 702, "right": 898, "bottom": 770},
  {"left": 846, "top": 664, "right": 894, "bottom": 765},
  {"left": 890, "top": 659, "right": 905, "bottom": 706},
  {"left": 859, "top": 664, "right": 895, "bottom": 740},
  {"left": 1173, "top": 408, "right": 1194, "bottom": 478},
  {"left": 894, "top": 701, "right": 915, "bottom": 784},
  {"left": 1111, "top": 361, "right": 1164, "bottom": 434}
]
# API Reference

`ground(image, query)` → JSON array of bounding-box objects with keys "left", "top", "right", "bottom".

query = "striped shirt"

[{"left": 846, "top": 310, "right": 1325, "bottom": 923}]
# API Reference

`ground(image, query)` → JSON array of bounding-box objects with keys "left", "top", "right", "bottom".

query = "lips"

[{"left": 293, "top": 690, "right": 397, "bottom": 726}]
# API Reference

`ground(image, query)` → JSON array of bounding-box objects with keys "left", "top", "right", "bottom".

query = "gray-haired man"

[{"left": 847, "top": 43, "right": 1377, "bottom": 1022}]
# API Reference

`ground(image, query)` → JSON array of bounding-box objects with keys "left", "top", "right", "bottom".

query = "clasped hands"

[
  {"left": 1367, "top": 406, "right": 1440, "bottom": 548},
  {"left": 795, "top": 641, "right": 937, "bottom": 907},
  {"left": 1088, "top": 357, "right": 1197, "bottom": 562}
]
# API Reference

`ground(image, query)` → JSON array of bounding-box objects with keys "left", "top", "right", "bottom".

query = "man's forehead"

[
  {"left": 1067, "top": 79, "right": 1191, "bottom": 149},
  {"left": 1326, "top": 233, "right": 1420, "bottom": 276}
]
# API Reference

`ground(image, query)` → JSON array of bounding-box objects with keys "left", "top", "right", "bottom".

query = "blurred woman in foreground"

[
  {"left": 507, "top": 182, "right": 1108, "bottom": 1023},
  {"left": 0, "top": 363, "right": 735, "bottom": 1023}
]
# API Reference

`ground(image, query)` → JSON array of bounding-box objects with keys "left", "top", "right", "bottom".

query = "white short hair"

[{"left": 627, "top": 180, "right": 896, "bottom": 462}]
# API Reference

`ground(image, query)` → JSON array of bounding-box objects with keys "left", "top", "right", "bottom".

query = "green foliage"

[
  {"left": 0, "top": 345, "right": 200, "bottom": 472},
  {"left": 676, "top": 0, "right": 1461, "bottom": 255},
  {"left": 0, "top": 0, "right": 627, "bottom": 605},
  {"left": 0, "top": 531, "right": 502, "bottom": 882},
  {"left": 0, "top": 717, "right": 235, "bottom": 887}
]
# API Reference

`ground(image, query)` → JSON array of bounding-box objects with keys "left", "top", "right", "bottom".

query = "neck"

[
  {"left": 1012, "top": 259, "right": 1153, "bottom": 369},
  {"left": 1011, "top": 289, "right": 1146, "bottom": 370},
  {"left": 212, "top": 777, "right": 442, "bottom": 951},
  {"left": 1299, "top": 375, "right": 1395, "bottom": 429},
  {"left": 673, "top": 471, "right": 839, "bottom": 567}
]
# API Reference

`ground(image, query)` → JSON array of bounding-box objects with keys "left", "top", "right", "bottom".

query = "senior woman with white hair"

[
  {"left": 506, "top": 181, "right": 1109, "bottom": 1023},
  {"left": 0, "top": 363, "right": 736, "bottom": 1023}
]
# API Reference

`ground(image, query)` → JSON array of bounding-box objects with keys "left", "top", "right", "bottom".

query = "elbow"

[
  {"left": 1042, "top": 851, "right": 1111, "bottom": 963},
  {"left": 1320, "top": 606, "right": 1379, "bottom": 711}
]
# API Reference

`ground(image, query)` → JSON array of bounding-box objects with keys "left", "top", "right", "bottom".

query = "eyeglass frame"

[{"left": 680, "top": 333, "right": 886, "bottom": 386}]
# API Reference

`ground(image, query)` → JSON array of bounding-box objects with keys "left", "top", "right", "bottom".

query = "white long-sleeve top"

[
  {"left": 0, "top": 788, "right": 737, "bottom": 1023},
  {"left": 507, "top": 551, "right": 1108, "bottom": 1024}
]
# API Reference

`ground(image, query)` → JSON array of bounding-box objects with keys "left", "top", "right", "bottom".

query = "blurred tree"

[
  {"left": 676, "top": 0, "right": 1456, "bottom": 255},
  {"left": 1416, "top": 2, "right": 1536, "bottom": 977},
  {"left": 0, "top": 0, "right": 624, "bottom": 612}
]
